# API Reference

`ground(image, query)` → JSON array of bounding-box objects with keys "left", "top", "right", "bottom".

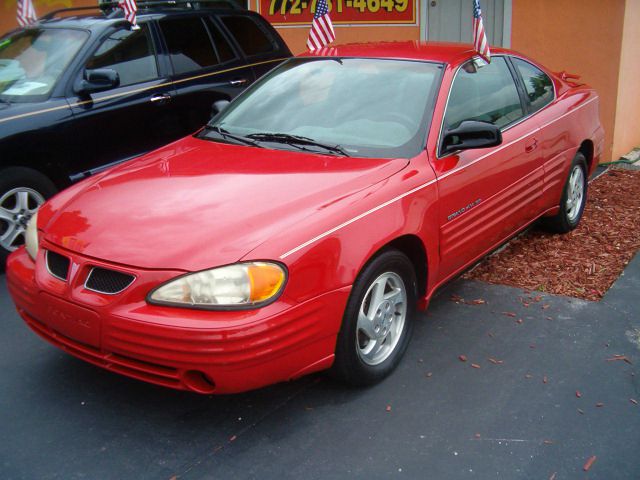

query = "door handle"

[
  {"left": 150, "top": 93, "right": 172, "bottom": 104},
  {"left": 525, "top": 139, "right": 538, "bottom": 153},
  {"left": 229, "top": 78, "right": 248, "bottom": 87}
]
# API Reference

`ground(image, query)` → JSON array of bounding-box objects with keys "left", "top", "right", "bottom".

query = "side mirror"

[
  {"left": 441, "top": 120, "right": 502, "bottom": 156},
  {"left": 211, "top": 99, "right": 230, "bottom": 118},
  {"left": 75, "top": 68, "right": 120, "bottom": 94}
]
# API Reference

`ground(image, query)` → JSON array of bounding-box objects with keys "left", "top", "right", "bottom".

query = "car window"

[
  {"left": 220, "top": 16, "right": 275, "bottom": 56},
  {"left": 444, "top": 57, "right": 524, "bottom": 131},
  {"left": 0, "top": 28, "right": 87, "bottom": 101},
  {"left": 512, "top": 58, "right": 554, "bottom": 113},
  {"left": 205, "top": 58, "right": 442, "bottom": 159},
  {"left": 205, "top": 18, "right": 236, "bottom": 63},
  {"left": 159, "top": 17, "right": 218, "bottom": 75},
  {"left": 86, "top": 25, "right": 158, "bottom": 87}
]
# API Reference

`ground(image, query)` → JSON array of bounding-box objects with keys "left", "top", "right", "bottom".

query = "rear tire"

[
  {"left": 331, "top": 249, "right": 417, "bottom": 386},
  {"left": 0, "top": 167, "right": 57, "bottom": 271},
  {"left": 540, "top": 153, "right": 588, "bottom": 234}
]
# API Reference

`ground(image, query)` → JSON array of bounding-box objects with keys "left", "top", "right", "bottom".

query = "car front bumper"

[{"left": 6, "top": 246, "right": 350, "bottom": 394}]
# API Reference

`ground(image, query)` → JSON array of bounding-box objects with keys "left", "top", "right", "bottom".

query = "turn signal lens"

[
  {"left": 148, "top": 262, "right": 286, "bottom": 309},
  {"left": 248, "top": 263, "right": 285, "bottom": 302}
]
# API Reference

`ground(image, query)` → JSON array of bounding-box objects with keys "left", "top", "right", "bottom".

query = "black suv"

[{"left": 0, "top": 1, "right": 291, "bottom": 266}]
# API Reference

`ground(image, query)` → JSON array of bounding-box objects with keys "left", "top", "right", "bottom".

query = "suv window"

[
  {"left": 205, "top": 18, "right": 236, "bottom": 63},
  {"left": 221, "top": 16, "right": 274, "bottom": 56},
  {"left": 160, "top": 17, "right": 218, "bottom": 75},
  {"left": 512, "top": 58, "right": 554, "bottom": 113},
  {"left": 86, "top": 25, "right": 157, "bottom": 87},
  {"left": 445, "top": 57, "right": 524, "bottom": 131},
  {"left": 0, "top": 28, "right": 87, "bottom": 100}
]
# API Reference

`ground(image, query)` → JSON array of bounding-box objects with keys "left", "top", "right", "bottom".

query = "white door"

[{"left": 425, "top": 0, "right": 508, "bottom": 47}]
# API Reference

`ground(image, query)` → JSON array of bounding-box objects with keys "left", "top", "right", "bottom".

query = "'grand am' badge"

[{"left": 447, "top": 199, "right": 482, "bottom": 221}]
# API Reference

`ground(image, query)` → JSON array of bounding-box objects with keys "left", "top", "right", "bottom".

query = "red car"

[{"left": 6, "top": 42, "right": 604, "bottom": 394}]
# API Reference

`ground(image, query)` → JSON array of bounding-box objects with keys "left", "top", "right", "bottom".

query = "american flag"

[
  {"left": 119, "top": 0, "right": 138, "bottom": 27},
  {"left": 472, "top": 0, "right": 491, "bottom": 62},
  {"left": 307, "top": 0, "right": 335, "bottom": 52},
  {"left": 17, "top": 0, "right": 37, "bottom": 27}
]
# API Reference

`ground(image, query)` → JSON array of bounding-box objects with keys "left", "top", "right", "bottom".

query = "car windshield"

[
  {"left": 203, "top": 57, "right": 443, "bottom": 158},
  {"left": 0, "top": 28, "right": 88, "bottom": 102}
]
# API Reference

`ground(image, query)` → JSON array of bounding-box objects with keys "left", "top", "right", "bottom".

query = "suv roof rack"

[{"left": 41, "top": 0, "right": 240, "bottom": 21}]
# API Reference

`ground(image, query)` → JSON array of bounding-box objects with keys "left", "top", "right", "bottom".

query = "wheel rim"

[
  {"left": 565, "top": 165, "right": 585, "bottom": 223},
  {"left": 0, "top": 187, "right": 45, "bottom": 252},
  {"left": 356, "top": 271, "right": 407, "bottom": 366}
]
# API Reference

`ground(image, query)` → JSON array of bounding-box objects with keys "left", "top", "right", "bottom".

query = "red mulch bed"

[{"left": 464, "top": 168, "right": 640, "bottom": 301}]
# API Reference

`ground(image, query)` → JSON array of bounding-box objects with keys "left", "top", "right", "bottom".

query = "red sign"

[{"left": 258, "top": 0, "right": 416, "bottom": 26}]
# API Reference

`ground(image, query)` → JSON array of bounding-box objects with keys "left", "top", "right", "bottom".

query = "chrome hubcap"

[
  {"left": 0, "top": 188, "right": 45, "bottom": 252},
  {"left": 565, "top": 165, "right": 585, "bottom": 223},
  {"left": 356, "top": 272, "right": 407, "bottom": 366}
]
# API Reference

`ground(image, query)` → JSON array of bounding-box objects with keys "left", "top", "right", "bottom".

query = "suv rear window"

[
  {"left": 220, "top": 16, "right": 274, "bottom": 56},
  {"left": 160, "top": 17, "right": 218, "bottom": 75}
]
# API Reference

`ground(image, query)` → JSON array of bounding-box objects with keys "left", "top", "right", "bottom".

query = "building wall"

[
  {"left": 613, "top": 0, "right": 640, "bottom": 160},
  {"left": 510, "top": 0, "right": 627, "bottom": 163}
]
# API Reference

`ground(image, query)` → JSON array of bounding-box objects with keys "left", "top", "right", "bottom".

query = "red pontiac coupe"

[{"left": 6, "top": 42, "right": 604, "bottom": 394}]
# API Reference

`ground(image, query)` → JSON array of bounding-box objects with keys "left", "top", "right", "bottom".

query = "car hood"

[{"left": 42, "top": 136, "right": 409, "bottom": 271}]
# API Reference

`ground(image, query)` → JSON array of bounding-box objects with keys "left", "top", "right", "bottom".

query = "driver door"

[
  {"left": 433, "top": 57, "right": 544, "bottom": 277},
  {"left": 65, "top": 22, "right": 178, "bottom": 176}
]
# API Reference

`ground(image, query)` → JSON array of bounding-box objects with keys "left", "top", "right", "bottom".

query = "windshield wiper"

[
  {"left": 245, "top": 133, "right": 350, "bottom": 157},
  {"left": 203, "top": 125, "right": 263, "bottom": 148},
  {"left": 0, "top": 98, "right": 10, "bottom": 107}
]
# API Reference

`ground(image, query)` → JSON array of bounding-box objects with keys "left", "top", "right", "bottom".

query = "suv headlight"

[
  {"left": 147, "top": 262, "right": 286, "bottom": 309},
  {"left": 25, "top": 212, "right": 39, "bottom": 261}
]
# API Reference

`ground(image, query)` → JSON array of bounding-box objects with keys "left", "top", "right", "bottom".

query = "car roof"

[{"left": 301, "top": 41, "right": 514, "bottom": 66}]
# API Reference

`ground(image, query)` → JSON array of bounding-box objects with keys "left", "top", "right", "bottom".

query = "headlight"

[
  {"left": 25, "top": 212, "right": 39, "bottom": 261},
  {"left": 148, "top": 262, "right": 286, "bottom": 309}
]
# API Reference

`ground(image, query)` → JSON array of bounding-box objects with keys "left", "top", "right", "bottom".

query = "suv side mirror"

[
  {"left": 211, "top": 99, "right": 230, "bottom": 118},
  {"left": 75, "top": 68, "right": 120, "bottom": 94},
  {"left": 441, "top": 120, "right": 502, "bottom": 156}
]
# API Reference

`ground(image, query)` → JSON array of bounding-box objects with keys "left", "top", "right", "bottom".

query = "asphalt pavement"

[{"left": 1, "top": 254, "right": 639, "bottom": 480}]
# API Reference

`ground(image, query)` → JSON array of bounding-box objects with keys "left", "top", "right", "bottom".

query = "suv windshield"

[
  {"left": 0, "top": 28, "right": 88, "bottom": 102},
  {"left": 203, "top": 57, "right": 442, "bottom": 158}
]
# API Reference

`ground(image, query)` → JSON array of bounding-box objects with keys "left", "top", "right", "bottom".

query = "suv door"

[
  {"left": 433, "top": 56, "right": 544, "bottom": 277},
  {"left": 66, "top": 22, "right": 178, "bottom": 176},
  {"left": 157, "top": 14, "right": 255, "bottom": 134}
]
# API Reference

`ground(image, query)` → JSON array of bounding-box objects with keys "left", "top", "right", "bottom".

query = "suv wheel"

[{"left": 0, "top": 167, "right": 57, "bottom": 270}]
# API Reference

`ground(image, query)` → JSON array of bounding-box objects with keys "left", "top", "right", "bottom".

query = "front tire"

[
  {"left": 0, "top": 167, "right": 57, "bottom": 270},
  {"left": 540, "top": 153, "right": 588, "bottom": 233},
  {"left": 331, "top": 249, "right": 417, "bottom": 386}
]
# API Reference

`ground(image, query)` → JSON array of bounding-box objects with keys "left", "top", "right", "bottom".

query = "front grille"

[
  {"left": 46, "top": 250, "right": 70, "bottom": 281},
  {"left": 85, "top": 267, "right": 135, "bottom": 294}
]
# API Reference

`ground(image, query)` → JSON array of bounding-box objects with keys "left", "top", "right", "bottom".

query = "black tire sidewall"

[
  {"left": 0, "top": 167, "right": 57, "bottom": 269},
  {"left": 332, "top": 249, "right": 417, "bottom": 386}
]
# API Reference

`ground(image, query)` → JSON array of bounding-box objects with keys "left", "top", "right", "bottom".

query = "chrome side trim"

[{"left": 0, "top": 57, "right": 288, "bottom": 126}]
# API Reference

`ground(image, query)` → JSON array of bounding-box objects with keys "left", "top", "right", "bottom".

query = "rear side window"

[
  {"left": 444, "top": 57, "right": 524, "bottom": 131},
  {"left": 512, "top": 58, "right": 554, "bottom": 113},
  {"left": 205, "top": 18, "right": 236, "bottom": 63},
  {"left": 86, "top": 25, "right": 158, "bottom": 87},
  {"left": 221, "top": 16, "right": 275, "bottom": 56},
  {"left": 159, "top": 17, "right": 218, "bottom": 75}
]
